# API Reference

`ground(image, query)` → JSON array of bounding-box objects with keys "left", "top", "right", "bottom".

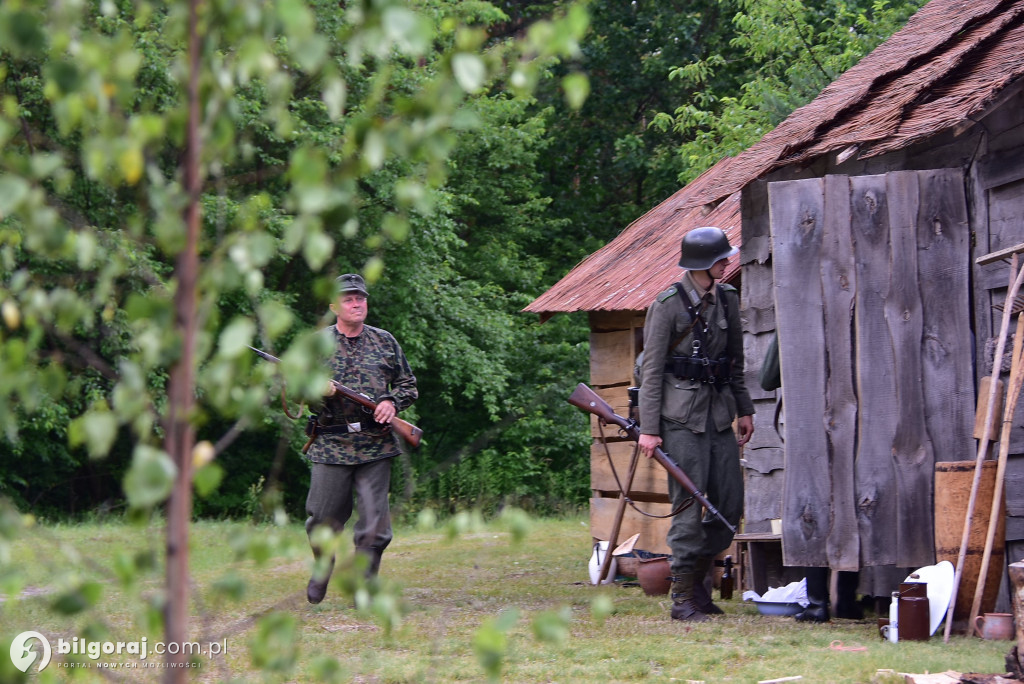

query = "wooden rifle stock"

[
  {"left": 567, "top": 382, "right": 736, "bottom": 534},
  {"left": 329, "top": 381, "right": 423, "bottom": 448},
  {"left": 249, "top": 346, "right": 423, "bottom": 448}
]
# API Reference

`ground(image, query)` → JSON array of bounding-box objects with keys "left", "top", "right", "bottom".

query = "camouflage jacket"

[{"left": 306, "top": 324, "right": 418, "bottom": 465}]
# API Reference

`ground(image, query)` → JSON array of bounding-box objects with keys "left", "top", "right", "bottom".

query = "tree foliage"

[
  {"left": 0, "top": 0, "right": 591, "bottom": 522},
  {"left": 653, "top": 0, "right": 928, "bottom": 183}
]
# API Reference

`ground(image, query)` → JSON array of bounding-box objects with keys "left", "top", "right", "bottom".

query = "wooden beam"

[{"left": 976, "top": 242, "right": 1024, "bottom": 266}]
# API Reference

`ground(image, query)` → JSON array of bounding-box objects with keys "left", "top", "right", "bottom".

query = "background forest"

[{"left": 0, "top": 0, "right": 926, "bottom": 523}]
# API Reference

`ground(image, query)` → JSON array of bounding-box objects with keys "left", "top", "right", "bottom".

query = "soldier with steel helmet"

[{"left": 637, "top": 226, "right": 754, "bottom": 622}]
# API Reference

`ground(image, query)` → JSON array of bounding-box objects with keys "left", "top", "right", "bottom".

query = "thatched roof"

[{"left": 525, "top": 0, "right": 1024, "bottom": 318}]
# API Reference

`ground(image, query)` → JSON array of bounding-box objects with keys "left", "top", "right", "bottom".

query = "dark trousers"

[
  {"left": 663, "top": 414, "right": 743, "bottom": 575},
  {"left": 305, "top": 459, "right": 394, "bottom": 574}
]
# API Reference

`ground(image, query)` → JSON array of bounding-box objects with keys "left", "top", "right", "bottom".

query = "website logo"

[{"left": 10, "top": 631, "right": 52, "bottom": 673}]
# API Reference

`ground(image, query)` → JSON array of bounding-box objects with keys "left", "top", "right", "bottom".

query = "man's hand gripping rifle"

[
  {"left": 567, "top": 382, "right": 736, "bottom": 534},
  {"left": 249, "top": 346, "right": 423, "bottom": 449}
]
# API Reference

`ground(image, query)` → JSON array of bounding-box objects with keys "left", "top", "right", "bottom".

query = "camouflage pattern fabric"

[{"left": 306, "top": 325, "right": 418, "bottom": 465}]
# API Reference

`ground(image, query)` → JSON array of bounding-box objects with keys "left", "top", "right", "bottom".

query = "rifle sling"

[{"left": 596, "top": 419, "right": 693, "bottom": 520}]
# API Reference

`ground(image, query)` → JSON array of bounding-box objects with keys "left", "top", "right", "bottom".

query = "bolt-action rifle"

[
  {"left": 567, "top": 382, "right": 735, "bottom": 534},
  {"left": 249, "top": 346, "right": 423, "bottom": 448}
]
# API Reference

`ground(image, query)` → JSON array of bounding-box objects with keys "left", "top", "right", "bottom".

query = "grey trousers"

[
  {"left": 662, "top": 414, "right": 743, "bottom": 575},
  {"left": 305, "top": 458, "right": 394, "bottom": 575}
]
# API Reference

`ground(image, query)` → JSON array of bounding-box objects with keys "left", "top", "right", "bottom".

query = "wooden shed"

[{"left": 527, "top": 0, "right": 1024, "bottom": 610}]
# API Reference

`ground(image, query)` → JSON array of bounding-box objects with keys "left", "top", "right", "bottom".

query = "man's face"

[
  {"left": 708, "top": 257, "right": 729, "bottom": 280},
  {"left": 334, "top": 292, "right": 367, "bottom": 326}
]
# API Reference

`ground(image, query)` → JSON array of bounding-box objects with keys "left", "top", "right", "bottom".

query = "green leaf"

[
  {"left": 322, "top": 77, "right": 347, "bottom": 121},
  {"left": 218, "top": 317, "right": 256, "bottom": 358},
  {"left": 123, "top": 445, "right": 177, "bottom": 509},
  {"left": 452, "top": 53, "right": 486, "bottom": 93},
  {"left": 0, "top": 175, "right": 30, "bottom": 217},
  {"left": 249, "top": 611, "right": 298, "bottom": 673},
  {"left": 68, "top": 409, "right": 118, "bottom": 459},
  {"left": 51, "top": 580, "right": 103, "bottom": 615},
  {"left": 302, "top": 229, "right": 334, "bottom": 271},
  {"left": 531, "top": 606, "right": 571, "bottom": 644},
  {"left": 561, "top": 72, "right": 590, "bottom": 111},
  {"left": 193, "top": 462, "right": 224, "bottom": 498}
]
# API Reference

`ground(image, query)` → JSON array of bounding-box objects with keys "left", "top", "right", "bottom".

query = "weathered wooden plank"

[
  {"left": 741, "top": 260, "right": 777, "bottom": 316},
  {"left": 743, "top": 446, "right": 784, "bottom": 475},
  {"left": 821, "top": 174, "right": 860, "bottom": 571},
  {"left": 976, "top": 143, "right": 1024, "bottom": 191},
  {"left": 916, "top": 168, "right": 973, "bottom": 465},
  {"left": 589, "top": 330, "right": 637, "bottom": 386},
  {"left": 1004, "top": 458, "right": 1024, "bottom": 519},
  {"left": 851, "top": 174, "right": 899, "bottom": 566},
  {"left": 768, "top": 176, "right": 831, "bottom": 566},
  {"left": 590, "top": 497, "right": 672, "bottom": 555},
  {"left": 589, "top": 310, "right": 645, "bottom": 333},
  {"left": 746, "top": 396, "right": 783, "bottom": 450},
  {"left": 742, "top": 469, "right": 784, "bottom": 525},
  {"left": 741, "top": 180, "right": 772, "bottom": 265},
  {"left": 590, "top": 441, "right": 669, "bottom": 498},
  {"left": 884, "top": 171, "right": 936, "bottom": 568}
]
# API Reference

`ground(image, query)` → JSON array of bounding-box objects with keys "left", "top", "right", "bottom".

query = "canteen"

[{"left": 588, "top": 541, "right": 616, "bottom": 585}]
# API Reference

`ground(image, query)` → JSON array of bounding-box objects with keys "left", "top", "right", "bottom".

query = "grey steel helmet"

[{"left": 678, "top": 226, "right": 738, "bottom": 270}]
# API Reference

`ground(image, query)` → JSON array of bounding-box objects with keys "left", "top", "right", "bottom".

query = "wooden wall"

[
  {"left": 736, "top": 81, "right": 1024, "bottom": 604},
  {"left": 588, "top": 311, "right": 672, "bottom": 555}
]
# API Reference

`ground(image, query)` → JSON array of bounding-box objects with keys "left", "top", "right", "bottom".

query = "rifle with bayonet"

[
  {"left": 567, "top": 382, "right": 736, "bottom": 534},
  {"left": 249, "top": 346, "right": 423, "bottom": 449}
]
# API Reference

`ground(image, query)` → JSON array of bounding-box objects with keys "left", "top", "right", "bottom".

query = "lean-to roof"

[{"left": 526, "top": 0, "right": 1024, "bottom": 318}]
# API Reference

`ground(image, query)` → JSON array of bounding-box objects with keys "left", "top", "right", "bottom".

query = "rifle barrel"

[{"left": 567, "top": 383, "right": 736, "bottom": 534}]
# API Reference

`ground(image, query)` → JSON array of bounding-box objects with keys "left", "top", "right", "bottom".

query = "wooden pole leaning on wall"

[
  {"left": 597, "top": 443, "right": 641, "bottom": 584},
  {"left": 968, "top": 312, "right": 1024, "bottom": 635},
  {"left": 945, "top": 244, "right": 1024, "bottom": 642}
]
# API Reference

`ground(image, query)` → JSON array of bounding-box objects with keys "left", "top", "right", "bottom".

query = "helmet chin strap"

[{"left": 691, "top": 269, "right": 715, "bottom": 289}]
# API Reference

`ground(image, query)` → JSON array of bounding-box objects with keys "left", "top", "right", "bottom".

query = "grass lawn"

[{"left": 0, "top": 513, "right": 1015, "bottom": 683}]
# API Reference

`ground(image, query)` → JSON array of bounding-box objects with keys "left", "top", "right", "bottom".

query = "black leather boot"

[
  {"left": 691, "top": 556, "right": 724, "bottom": 615},
  {"left": 834, "top": 571, "right": 863, "bottom": 619},
  {"left": 307, "top": 553, "right": 335, "bottom": 604},
  {"left": 794, "top": 566, "right": 829, "bottom": 622},
  {"left": 670, "top": 573, "right": 710, "bottom": 622}
]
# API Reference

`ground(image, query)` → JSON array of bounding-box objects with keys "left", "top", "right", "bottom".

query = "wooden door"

[{"left": 768, "top": 170, "right": 973, "bottom": 570}]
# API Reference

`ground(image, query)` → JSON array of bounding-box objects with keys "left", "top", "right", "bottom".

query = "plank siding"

[
  {"left": 769, "top": 177, "right": 832, "bottom": 567},
  {"left": 590, "top": 441, "right": 668, "bottom": 498},
  {"left": 821, "top": 175, "right": 860, "bottom": 571},
  {"left": 884, "top": 172, "right": 936, "bottom": 568},
  {"left": 915, "top": 169, "right": 973, "bottom": 463}
]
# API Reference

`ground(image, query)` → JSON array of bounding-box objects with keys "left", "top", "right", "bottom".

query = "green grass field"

[{"left": 0, "top": 513, "right": 1014, "bottom": 683}]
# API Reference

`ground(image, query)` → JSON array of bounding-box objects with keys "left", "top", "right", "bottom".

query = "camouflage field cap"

[{"left": 336, "top": 273, "right": 369, "bottom": 297}]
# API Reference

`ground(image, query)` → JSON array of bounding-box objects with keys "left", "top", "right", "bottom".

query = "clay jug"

[
  {"left": 975, "top": 612, "right": 1015, "bottom": 640},
  {"left": 637, "top": 556, "right": 672, "bottom": 596}
]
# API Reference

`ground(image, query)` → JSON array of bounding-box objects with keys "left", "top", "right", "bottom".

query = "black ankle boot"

[
  {"left": 794, "top": 566, "right": 829, "bottom": 622},
  {"left": 691, "top": 557, "right": 724, "bottom": 615},
  {"left": 834, "top": 571, "right": 863, "bottom": 619},
  {"left": 670, "top": 573, "right": 710, "bottom": 623}
]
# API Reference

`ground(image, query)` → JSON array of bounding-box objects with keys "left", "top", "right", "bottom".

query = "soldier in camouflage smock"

[{"left": 304, "top": 273, "right": 418, "bottom": 604}]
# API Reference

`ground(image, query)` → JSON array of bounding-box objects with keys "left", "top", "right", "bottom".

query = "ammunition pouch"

[{"left": 666, "top": 355, "right": 733, "bottom": 385}]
